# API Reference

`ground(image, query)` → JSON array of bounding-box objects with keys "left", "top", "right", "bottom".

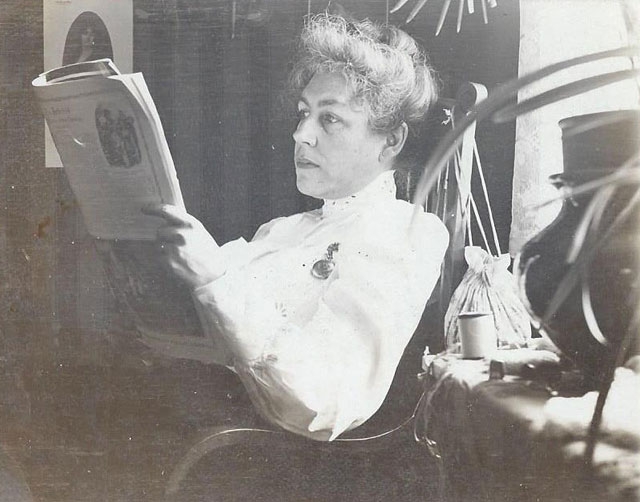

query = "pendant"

[
  {"left": 311, "top": 242, "right": 340, "bottom": 280},
  {"left": 311, "top": 259, "right": 335, "bottom": 279}
]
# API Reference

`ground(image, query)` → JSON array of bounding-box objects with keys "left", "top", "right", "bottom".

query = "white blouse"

[{"left": 192, "top": 170, "right": 449, "bottom": 441}]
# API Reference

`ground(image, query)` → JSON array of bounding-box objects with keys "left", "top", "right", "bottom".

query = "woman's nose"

[{"left": 292, "top": 118, "right": 317, "bottom": 147}]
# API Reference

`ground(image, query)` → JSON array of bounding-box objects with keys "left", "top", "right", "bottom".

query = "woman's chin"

[
  {"left": 295, "top": 173, "right": 323, "bottom": 199},
  {"left": 296, "top": 182, "right": 323, "bottom": 199}
]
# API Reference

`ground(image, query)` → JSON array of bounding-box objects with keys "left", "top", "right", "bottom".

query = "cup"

[{"left": 458, "top": 311, "right": 496, "bottom": 359}]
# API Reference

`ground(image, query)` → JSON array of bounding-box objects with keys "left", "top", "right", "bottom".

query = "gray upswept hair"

[{"left": 289, "top": 14, "right": 439, "bottom": 135}]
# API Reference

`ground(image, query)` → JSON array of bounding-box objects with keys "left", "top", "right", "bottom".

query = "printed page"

[{"left": 33, "top": 72, "right": 184, "bottom": 240}]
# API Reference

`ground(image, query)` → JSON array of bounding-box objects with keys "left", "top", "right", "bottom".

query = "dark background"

[{"left": 0, "top": 1, "right": 518, "bottom": 498}]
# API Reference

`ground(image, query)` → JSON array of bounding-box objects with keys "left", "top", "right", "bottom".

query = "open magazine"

[
  {"left": 33, "top": 59, "right": 184, "bottom": 240},
  {"left": 33, "top": 60, "right": 229, "bottom": 363}
]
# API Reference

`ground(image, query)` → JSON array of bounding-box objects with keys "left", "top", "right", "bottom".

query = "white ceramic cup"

[{"left": 458, "top": 311, "right": 496, "bottom": 359}]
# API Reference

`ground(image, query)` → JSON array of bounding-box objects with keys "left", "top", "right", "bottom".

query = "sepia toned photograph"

[
  {"left": 62, "top": 11, "right": 114, "bottom": 66},
  {"left": 1, "top": 0, "right": 639, "bottom": 501}
]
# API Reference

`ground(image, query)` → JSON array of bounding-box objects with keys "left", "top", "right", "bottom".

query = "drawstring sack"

[{"left": 444, "top": 247, "right": 531, "bottom": 351}]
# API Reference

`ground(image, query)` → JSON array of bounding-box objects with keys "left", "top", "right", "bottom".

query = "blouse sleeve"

[{"left": 192, "top": 212, "right": 448, "bottom": 441}]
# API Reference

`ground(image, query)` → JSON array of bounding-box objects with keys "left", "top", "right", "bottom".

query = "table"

[{"left": 416, "top": 353, "right": 640, "bottom": 502}]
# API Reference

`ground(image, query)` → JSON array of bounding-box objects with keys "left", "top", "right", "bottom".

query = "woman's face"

[
  {"left": 293, "top": 72, "right": 388, "bottom": 200},
  {"left": 81, "top": 27, "right": 95, "bottom": 47}
]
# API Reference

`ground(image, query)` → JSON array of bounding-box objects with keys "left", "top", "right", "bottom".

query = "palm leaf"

[
  {"left": 542, "top": 187, "right": 640, "bottom": 323},
  {"left": 411, "top": 45, "right": 640, "bottom": 219},
  {"left": 532, "top": 164, "right": 640, "bottom": 212},
  {"left": 566, "top": 185, "right": 616, "bottom": 264},
  {"left": 408, "top": 0, "right": 430, "bottom": 23},
  {"left": 389, "top": 0, "right": 411, "bottom": 14},
  {"left": 493, "top": 69, "right": 640, "bottom": 123}
]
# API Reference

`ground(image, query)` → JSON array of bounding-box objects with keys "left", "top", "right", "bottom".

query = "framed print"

[{"left": 43, "top": 0, "right": 133, "bottom": 167}]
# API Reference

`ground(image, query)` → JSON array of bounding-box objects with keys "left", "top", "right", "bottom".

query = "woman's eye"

[
  {"left": 321, "top": 113, "right": 339, "bottom": 125},
  {"left": 297, "top": 109, "right": 310, "bottom": 120}
]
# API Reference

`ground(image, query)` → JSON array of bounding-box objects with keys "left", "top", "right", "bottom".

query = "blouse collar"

[{"left": 321, "top": 170, "right": 397, "bottom": 218}]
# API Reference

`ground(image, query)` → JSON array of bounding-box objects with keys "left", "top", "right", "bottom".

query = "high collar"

[{"left": 320, "top": 170, "right": 397, "bottom": 218}]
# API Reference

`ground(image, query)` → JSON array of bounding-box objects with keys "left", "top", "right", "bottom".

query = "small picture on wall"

[
  {"left": 62, "top": 11, "right": 114, "bottom": 66},
  {"left": 43, "top": 0, "right": 132, "bottom": 168}
]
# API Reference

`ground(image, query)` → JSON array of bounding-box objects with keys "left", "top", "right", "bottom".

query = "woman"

[{"left": 145, "top": 14, "right": 448, "bottom": 441}]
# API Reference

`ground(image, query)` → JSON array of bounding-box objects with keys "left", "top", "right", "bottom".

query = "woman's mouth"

[{"left": 295, "top": 157, "right": 319, "bottom": 169}]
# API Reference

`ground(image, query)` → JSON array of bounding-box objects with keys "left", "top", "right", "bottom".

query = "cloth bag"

[{"left": 444, "top": 246, "right": 531, "bottom": 351}]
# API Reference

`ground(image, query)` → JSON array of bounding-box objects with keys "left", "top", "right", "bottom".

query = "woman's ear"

[{"left": 380, "top": 122, "right": 408, "bottom": 162}]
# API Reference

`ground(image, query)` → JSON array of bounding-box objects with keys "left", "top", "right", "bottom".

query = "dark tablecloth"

[{"left": 418, "top": 354, "right": 640, "bottom": 502}]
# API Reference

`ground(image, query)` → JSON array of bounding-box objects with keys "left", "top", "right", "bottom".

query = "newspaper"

[{"left": 32, "top": 59, "right": 184, "bottom": 240}]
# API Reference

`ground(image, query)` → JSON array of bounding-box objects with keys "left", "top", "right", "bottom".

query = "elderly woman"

[{"left": 146, "top": 14, "right": 448, "bottom": 441}]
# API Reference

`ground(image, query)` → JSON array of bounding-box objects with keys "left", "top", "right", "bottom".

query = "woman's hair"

[{"left": 289, "top": 14, "right": 439, "bottom": 135}]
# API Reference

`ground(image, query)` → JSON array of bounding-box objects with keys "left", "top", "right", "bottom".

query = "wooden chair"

[{"left": 164, "top": 83, "right": 487, "bottom": 499}]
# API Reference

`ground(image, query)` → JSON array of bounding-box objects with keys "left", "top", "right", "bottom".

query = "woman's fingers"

[
  {"left": 141, "top": 202, "right": 165, "bottom": 217},
  {"left": 141, "top": 204, "right": 221, "bottom": 287},
  {"left": 158, "top": 204, "right": 193, "bottom": 227},
  {"left": 142, "top": 203, "right": 193, "bottom": 227},
  {"left": 157, "top": 226, "right": 186, "bottom": 245}
]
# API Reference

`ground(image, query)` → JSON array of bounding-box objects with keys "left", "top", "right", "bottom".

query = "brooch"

[{"left": 311, "top": 242, "right": 340, "bottom": 280}]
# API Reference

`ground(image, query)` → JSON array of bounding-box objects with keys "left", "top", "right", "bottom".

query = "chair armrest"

[{"left": 166, "top": 426, "right": 286, "bottom": 496}]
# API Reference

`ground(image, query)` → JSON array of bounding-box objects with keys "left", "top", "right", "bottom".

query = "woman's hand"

[{"left": 143, "top": 203, "right": 223, "bottom": 289}]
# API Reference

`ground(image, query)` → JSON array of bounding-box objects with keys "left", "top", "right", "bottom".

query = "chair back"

[{"left": 425, "top": 82, "right": 488, "bottom": 316}]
